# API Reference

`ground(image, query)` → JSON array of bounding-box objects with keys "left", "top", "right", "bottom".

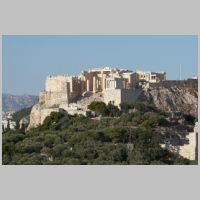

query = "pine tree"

[
  {"left": 15, "top": 121, "right": 20, "bottom": 130},
  {"left": 21, "top": 123, "right": 26, "bottom": 133}
]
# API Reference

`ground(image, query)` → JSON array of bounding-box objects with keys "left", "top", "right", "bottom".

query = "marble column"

[
  {"left": 70, "top": 78, "right": 73, "bottom": 92},
  {"left": 102, "top": 74, "right": 106, "bottom": 91},
  {"left": 93, "top": 76, "right": 96, "bottom": 93},
  {"left": 86, "top": 79, "right": 90, "bottom": 91}
]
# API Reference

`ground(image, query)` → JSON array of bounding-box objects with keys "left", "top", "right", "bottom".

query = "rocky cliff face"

[
  {"left": 141, "top": 80, "right": 198, "bottom": 117},
  {"left": 28, "top": 92, "right": 103, "bottom": 129},
  {"left": 28, "top": 104, "right": 42, "bottom": 128}
]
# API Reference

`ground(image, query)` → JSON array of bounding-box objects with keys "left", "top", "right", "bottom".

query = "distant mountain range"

[{"left": 2, "top": 93, "right": 38, "bottom": 112}]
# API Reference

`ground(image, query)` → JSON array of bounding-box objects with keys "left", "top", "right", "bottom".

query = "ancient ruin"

[
  {"left": 25, "top": 66, "right": 199, "bottom": 161},
  {"left": 28, "top": 67, "right": 166, "bottom": 129}
]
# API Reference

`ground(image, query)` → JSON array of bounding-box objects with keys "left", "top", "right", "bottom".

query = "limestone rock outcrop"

[
  {"left": 160, "top": 122, "right": 198, "bottom": 160},
  {"left": 142, "top": 80, "right": 198, "bottom": 117},
  {"left": 28, "top": 104, "right": 42, "bottom": 129}
]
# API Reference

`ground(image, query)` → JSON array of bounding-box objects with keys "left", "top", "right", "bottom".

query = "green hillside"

[{"left": 2, "top": 102, "right": 197, "bottom": 165}]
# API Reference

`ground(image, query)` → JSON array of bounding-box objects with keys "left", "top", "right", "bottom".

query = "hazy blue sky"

[{"left": 3, "top": 35, "right": 198, "bottom": 95}]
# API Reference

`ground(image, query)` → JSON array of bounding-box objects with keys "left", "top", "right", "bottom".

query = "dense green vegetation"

[
  {"left": 12, "top": 106, "right": 32, "bottom": 129},
  {"left": 88, "top": 101, "right": 120, "bottom": 117},
  {"left": 2, "top": 102, "right": 196, "bottom": 165}
]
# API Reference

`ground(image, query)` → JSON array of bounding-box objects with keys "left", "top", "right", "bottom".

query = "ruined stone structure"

[
  {"left": 38, "top": 67, "right": 139, "bottom": 105},
  {"left": 133, "top": 70, "right": 166, "bottom": 84},
  {"left": 79, "top": 67, "right": 135, "bottom": 92},
  {"left": 28, "top": 67, "right": 166, "bottom": 129},
  {"left": 27, "top": 67, "right": 198, "bottom": 161}
]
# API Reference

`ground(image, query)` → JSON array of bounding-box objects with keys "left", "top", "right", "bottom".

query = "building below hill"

[{"left": 2, "top": 112, "right": 16, "bottom": 131}]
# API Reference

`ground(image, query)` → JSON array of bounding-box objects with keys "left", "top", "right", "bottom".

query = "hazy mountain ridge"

[{"left": 2, "top": 93, "right": 38, "bottom": 112}]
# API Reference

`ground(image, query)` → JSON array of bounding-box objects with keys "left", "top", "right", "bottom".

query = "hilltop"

[{"left": 2, "top": 67, "right": 198, "bottom": 165}]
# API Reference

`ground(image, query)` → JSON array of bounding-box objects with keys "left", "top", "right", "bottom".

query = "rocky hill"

[
  {"left": 28, "top": 79, "right": 198, "bottom": 129},
  {"left": 140, "top": 80, "right": 198, "bottom": 117},
  {"left": 2, "top": 93, "right": 38, "bottom": 112}
]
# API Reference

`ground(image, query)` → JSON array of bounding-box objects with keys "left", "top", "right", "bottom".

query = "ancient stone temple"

[
  {"left": 38, "top": 67, "right": 138, "bottom": 106},
  {"left": 28, "top": 67, "right": 166, "bottom": 129},
  {"left": 133, "top": 70, "right": 166, "bottom": 83}
]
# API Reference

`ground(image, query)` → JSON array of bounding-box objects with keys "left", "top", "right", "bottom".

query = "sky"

[{"left": 2, "top": 35, "right": 198, "bottom": 95}]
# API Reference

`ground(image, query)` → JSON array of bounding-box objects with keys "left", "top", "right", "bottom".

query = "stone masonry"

[{"left": 28, "top": 67, "right": 166, "bottom": 129}]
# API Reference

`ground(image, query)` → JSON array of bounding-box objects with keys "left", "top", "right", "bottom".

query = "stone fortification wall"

[
  {"left": 103, "top": 89, "right": 142, "bottom": 106},
  {"left": 149, "top": 79, "right": 198, "bottom": 89},
  {"left": 41, "top": 75, "right": 86, "bottom": 106},
  {"left": 45, "top": 76, "right": 71, "bottom": 92},
  {"left": 39, "top": 91, "right": 69, "bottom": 107},
  {"left": 103, "top": 89, "right": 121, "bottom": 106},
  {"left": 42, "top": 91, "right": 69, "bottom": 107},
  {"left": 121, "top": 89, "right": 142, "bottom": 103},
  {"left": 70, "top": 78, "right": 83, "bottom": 101}
]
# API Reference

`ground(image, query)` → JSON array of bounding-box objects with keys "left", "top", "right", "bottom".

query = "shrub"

[
  {"left": 15, "top": 139, "right": 43, "bottom": 154},
  {"left": 42, "top": 112, "right": 65, "bottom": 130},
  {"left": 88, "top": 101, "right": 108, "bottom": 116},
  {"left": 106, "top": 127, "right": 129, "bottom": 143},
  {"left": 106, "top": 103, "right": 121, "bottom": 117}
]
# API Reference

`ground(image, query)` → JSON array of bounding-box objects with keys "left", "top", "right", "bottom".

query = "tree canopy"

[{"left": 2, "top": 103, "right": 196, "bottom": 165}]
